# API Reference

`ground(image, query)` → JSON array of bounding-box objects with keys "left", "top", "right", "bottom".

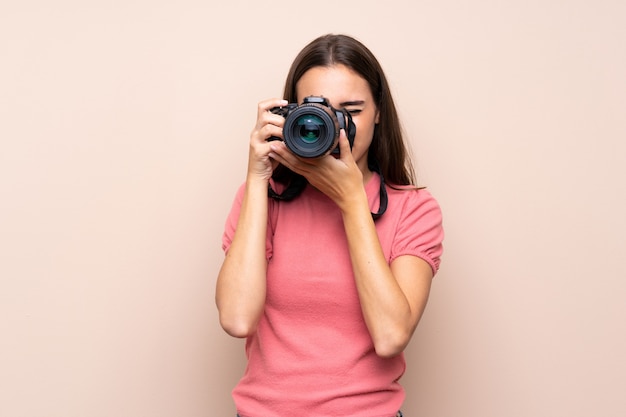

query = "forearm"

[
  {"left": 216, "top": 178, "right": 269, "bottom": 337},
  {"left": 340, "top": 192, "right": 415, "bottom": 357}
]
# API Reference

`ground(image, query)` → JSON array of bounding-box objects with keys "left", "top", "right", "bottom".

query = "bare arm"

[
  {"left": 215, "top": 98, "right": 287, "bottom": 338},
  {"left": 215, "top": 177, "right": 269, "bottom": 338},
  {"left": 340, "top": 189, "right": 433, "bottom": 358}
]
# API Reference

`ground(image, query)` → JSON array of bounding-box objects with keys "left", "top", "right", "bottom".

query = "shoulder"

[
  {"left": 386, "top": 185, "right": 442, "bottom": 219},
  {"left": 383, "top": 185, "right": 444, "bottom": 273}
]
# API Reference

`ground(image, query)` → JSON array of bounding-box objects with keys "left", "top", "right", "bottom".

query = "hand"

[
  {"left": 269, "top": 129, "right": 366, "bottom": 209},
  {"left": 247, "top": 98, "right": 288, "bottom": 182}
]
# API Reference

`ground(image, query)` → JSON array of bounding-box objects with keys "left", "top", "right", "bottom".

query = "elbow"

[
  {"left": 372, "top": 329, "right": 412, "bottom": 359},
  {"left": 215, "top": 292, "right": 263, "bottom": 338},
  {"left": 374, "top": 341, "right": 407, "bottom": 359},
  {"left": 218, "top": 313, "right": 258, "bottom": 338}
]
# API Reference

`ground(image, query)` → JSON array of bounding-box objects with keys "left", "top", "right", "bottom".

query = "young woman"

[{"left": 216, "top": 34, "right": 444, "bottom": 417}]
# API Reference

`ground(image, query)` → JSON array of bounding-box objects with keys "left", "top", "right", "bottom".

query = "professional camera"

[{"left": 269, "top": 96, "right": 356, "bottom": 158}]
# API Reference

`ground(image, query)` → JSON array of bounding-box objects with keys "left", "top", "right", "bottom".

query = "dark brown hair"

[{"left": 271, "top": 34, "right": 416, "bottom": 196}]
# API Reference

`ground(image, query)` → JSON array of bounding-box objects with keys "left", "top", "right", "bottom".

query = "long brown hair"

[{"left": 271, "top": 34, "right": 416, "bottom": 197}]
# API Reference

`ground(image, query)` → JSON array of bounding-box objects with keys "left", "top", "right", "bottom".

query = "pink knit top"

[{"left": 222, "top": 173, "right": 444, "bottom": 417}]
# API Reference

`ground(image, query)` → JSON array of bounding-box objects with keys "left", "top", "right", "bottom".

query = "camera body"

[{"left": 269, "top": 96, "right": 356, "bottom": 158}]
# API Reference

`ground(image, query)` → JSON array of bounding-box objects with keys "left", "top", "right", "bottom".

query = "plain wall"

[{"left": 1, "top": 1, "right": 624, "bottom": 416}]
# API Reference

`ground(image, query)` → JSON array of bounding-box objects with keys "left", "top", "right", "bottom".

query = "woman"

[{"left": 216, "top": 34, "right": 443, "bottom": 417}]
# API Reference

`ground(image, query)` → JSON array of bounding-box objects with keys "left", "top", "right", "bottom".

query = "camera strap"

[
  {"left": 368, "top": 158, "right": 388, "bottom": 220},
  {"left": 267, "top": 159, "right": 388, "bottom": 220},
  {"left": 267, "top": 174, "right": 307, "bottom": 201}
]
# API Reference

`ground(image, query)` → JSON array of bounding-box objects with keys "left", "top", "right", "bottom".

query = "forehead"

[{"left": 295, "top": 65, "right": 372, "bottom": 105}]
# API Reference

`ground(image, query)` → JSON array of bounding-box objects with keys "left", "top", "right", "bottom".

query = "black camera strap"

[
  {"left": 267, "top": 174, "right": 307, "bottom": 201},
  {"left": 368, "top": 158, "right": 388, "bottom": 220},
  {"left": 267, "top": 158, "right": 388, "bottom": 220}
]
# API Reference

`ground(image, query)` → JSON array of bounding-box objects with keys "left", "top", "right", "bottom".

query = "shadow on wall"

[{"left": 210, "top": 320, "right": 247, "bottom": 413}]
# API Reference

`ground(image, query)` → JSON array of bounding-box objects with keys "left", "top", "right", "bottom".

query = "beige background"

[{"left": 1, "top": 1, "right": 625, "bottom": 416}]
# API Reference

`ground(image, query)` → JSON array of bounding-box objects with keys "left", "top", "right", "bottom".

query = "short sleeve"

[
  {"left": 221, "top": 182, "right": 274, "bottom": 260},
  {"left": 390, "top": 189, "right": 444, "bottom": 275}
]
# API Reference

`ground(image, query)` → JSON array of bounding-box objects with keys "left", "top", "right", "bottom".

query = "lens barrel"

[{"left": 283, "top": 104, "right": 339, "bottom": 158}]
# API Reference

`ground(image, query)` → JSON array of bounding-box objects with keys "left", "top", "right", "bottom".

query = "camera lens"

[
  {"left": 296, "top": 115, "right": 324, "bottom": 143},
  {"left": 283, "top": 105, "right": 338, "bottom": 158}
]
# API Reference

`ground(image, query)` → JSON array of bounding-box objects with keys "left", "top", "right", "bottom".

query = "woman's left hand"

[{"left": 268, "top": 129, "right": 366, "bottom": 210}]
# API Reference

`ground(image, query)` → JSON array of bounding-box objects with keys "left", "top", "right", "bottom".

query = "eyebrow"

[{"left": 339, "top": 100, "right": 365, "bottom": 107}]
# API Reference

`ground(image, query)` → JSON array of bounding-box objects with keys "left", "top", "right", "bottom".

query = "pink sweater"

[{"left": 222, "top": 174, "right": 444, "bottom": 417}]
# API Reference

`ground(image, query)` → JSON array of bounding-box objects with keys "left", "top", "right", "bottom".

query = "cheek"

[
  {"left": 346, "top": 120, "right": 374, "bottom": 161},
  {"left": 353, "top": 119, "right": 375, "bottom": 146}
]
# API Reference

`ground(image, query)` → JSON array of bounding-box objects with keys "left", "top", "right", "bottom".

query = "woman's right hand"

[{"left": 247, "top": 98, "right": 288, "bottom": 182}]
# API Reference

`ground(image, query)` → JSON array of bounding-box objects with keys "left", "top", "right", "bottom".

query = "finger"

[
  {"left": 268, "top": 141, "right": 292, "bottom": 165},
  {"left": 256, "top": 123, "right": 284, "bottom": 142},
  {"left": 252, "top": 98, "right": 289, "bottom": 141},
  {"left": 337, "top": 129, "right": 352, "bottom": 160},
  {"left": 269, "top": 141, "right": 309, "bottom": 174},
  {"left": 257, "top": 98, "right": 288, "bottom": 118},
  {"left": 262, "top": 112, "right": 287, "bottom": 130}
]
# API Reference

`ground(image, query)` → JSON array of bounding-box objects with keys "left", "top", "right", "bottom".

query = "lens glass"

[
  {"left": 284, "top": 105, "right": 336, "bottom": 158},
  {"left": 296, "top": 115, "right": 325, "bottom": 143}
]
